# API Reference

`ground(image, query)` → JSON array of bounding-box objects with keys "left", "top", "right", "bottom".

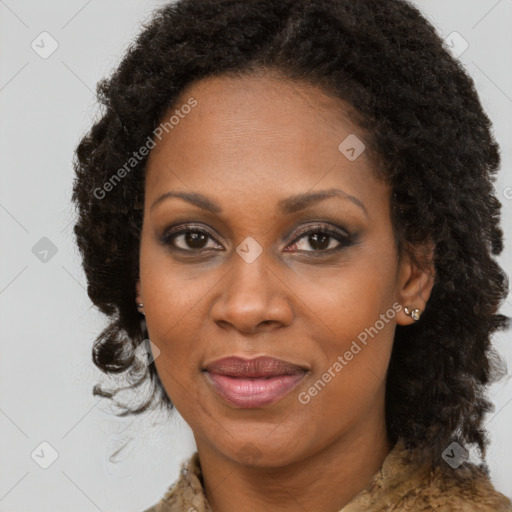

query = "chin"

[{"left": 221, "top": 436, "right": 304, "bottom": 469}]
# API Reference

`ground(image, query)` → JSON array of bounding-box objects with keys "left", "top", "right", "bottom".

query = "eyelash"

[{"left": 160, "top": 223, "right": 354, "bottom": 255}]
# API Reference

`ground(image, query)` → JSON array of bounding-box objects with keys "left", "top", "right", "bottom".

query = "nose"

[{"left": 209, "top": 249, "right": 294, "bottom": 335}]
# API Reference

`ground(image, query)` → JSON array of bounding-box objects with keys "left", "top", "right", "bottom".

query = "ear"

[{"left": 396, "top": 241, "right": 435, "bottom": 326}]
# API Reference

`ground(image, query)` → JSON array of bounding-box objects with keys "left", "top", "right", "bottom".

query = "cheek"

[
  {"left": 138, "top": 234, "right": 223, "bottom": 406},
  {"left": 293, "top": 304, "right": 396, "bottom": 444},
  {"left": 139, "top": 231, "right": 214, "bottom": 341},
  {"left": 295, "top": 241, "right": 398, "bottom": 411},
  {"left": 301, "top": 237, "right": 398, "bottom": 346}
]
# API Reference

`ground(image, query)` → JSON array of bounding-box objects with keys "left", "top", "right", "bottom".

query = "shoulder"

[
  {"left": 343, "top": 439, "right": 512, "bottom": 512},
  {"left": 393, "top": 455, "right": 512, "bottom": 511}
]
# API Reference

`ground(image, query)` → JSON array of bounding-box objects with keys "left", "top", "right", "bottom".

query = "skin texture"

[{"left": 135, "top": 74, "right": 435, "bottom": 512}]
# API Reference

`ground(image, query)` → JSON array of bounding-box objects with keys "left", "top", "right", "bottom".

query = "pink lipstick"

[{"left": 203, "top": 356, "right": 307, "bottom": 408}]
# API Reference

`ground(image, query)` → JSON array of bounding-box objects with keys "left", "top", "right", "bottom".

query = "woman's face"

[{"left": 137, "top": 73, "right": 432, "bottom": 467}]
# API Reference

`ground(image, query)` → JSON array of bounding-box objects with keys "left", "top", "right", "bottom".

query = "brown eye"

[
  {"left": 285, "top": 224, "right": 352, "bottom": 253},
  {"left": 180, "top": 231, "right": 209, "bottom": 249},
  {"left": 161, "top": 225, "right": 222, "bottom": 252}
]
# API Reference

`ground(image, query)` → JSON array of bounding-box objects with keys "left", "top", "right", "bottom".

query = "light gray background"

[{"left": 1, "top": 1, "right": 511, "bottom": 511}]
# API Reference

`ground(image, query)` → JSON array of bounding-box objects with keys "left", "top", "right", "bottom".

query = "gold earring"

[{"left": 404, "top": 306, "right": 421, "bottom": 321}]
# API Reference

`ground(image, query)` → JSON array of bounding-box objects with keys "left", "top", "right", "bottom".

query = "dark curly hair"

[{"left": 71, "top": 0, "right": 510, "bottom": 472}]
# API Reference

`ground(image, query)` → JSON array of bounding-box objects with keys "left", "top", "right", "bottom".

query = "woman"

[{"left": 71, "top": 0, "right": 512, "bottom": 510}]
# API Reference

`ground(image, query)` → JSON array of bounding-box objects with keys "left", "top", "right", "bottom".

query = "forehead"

[
  {"left": 144, "top": 73, "right": 384, "bottom": 212},
  {"left": 149, "top": 72, "right": 364, "bottom": 159}
]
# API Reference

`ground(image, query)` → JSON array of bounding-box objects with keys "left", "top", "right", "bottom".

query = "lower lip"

[{"left": 204, "top": 371, "right": 306, "bottom": 408}]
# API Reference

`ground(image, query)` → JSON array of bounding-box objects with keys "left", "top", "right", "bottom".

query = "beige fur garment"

[{"left": 142, "top": 438, "right": 512, "bottom": 511}]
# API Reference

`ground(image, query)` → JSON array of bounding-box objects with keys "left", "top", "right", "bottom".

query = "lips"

[
  {"left": 204, "top": 356, "right": 307, "bottom": 378},
  {"left": 203, "top": 356, "right": 308, "bottom": 408}
]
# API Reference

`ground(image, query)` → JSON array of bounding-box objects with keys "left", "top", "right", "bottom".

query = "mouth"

[{"left": 202, "top": 356, "right": 308, "bottom": 408}]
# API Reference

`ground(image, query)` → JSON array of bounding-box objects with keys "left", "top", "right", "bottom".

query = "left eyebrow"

[{"left": 277, "top": 188, "right": 368, "bottom": 217}]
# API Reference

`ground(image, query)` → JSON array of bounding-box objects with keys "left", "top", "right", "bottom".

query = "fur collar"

[{"left": 143, "top": 438, "right": 511, "bottom": 511}]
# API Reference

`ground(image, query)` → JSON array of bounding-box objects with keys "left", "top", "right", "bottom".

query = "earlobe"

[
  {"left": 403, "top": 306, "right": 422, "bottom": 321},
  {"left": 396, "top": 243, "right": 435, "bottom": 326},
  {"left": 135, "top": 279, "right": 145, "bottom": 315}
]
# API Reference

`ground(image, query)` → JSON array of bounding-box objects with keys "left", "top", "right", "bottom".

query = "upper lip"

[{"left": 203, "top": 356, "right": 307, "bottom": 378}]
